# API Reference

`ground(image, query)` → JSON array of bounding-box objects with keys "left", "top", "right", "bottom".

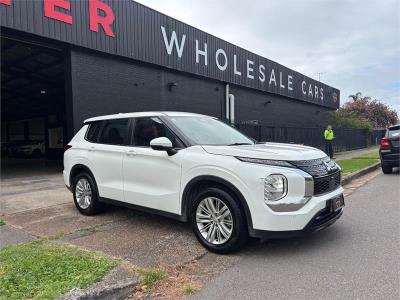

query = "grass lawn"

[
  {"left": 135, "top": 268, "right": 167, "bottom": 290},
  {"left": 336, "top": 158, "right": 379, "bottom": 176},
  {"left": 336, "top": 144, "right": 379, "bottom": 155},
  {"left": 353, "top": 150, "right": 380, "bottom": 160},
  {"left": 0, "top": 240, "right": 118, "bottom": 300}
]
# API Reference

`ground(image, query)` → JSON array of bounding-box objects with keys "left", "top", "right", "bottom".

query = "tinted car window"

[
  {"left": 131, "top": 117, "right": 183, "bottom": 148},
  {"left": 388, "top": 125, "right": 400, "bottom": 138},
  {"left": 86, "top": 122, "right": 103, "bottom": 143},
  {"left": 98, "top": 119, "right": 129, "bottom": 145}
]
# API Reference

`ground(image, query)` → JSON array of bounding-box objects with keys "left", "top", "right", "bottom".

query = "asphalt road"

[{"left": 193, "top": 172, "right": 400, "bottom": 300}]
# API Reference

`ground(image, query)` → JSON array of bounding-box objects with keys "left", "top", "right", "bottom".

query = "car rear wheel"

[
  {"left": 190, "top": 187, "right": 248, "bottom": 254},
  {"left": 381, "top": 164, "right": 392, "bottom": 174},
  {"left": 72, "top": 172, "right": 103, "bottom": 215}
]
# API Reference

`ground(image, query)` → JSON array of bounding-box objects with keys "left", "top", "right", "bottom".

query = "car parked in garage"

[
  {"left": 63, "top": 112, "right": 345, "bottom": 253},
  {"left": 379, "top": 124, "right": 400, "bottom": 174},
  {"left": 8, "top": 140, "right": 45, "bottom": 158}
]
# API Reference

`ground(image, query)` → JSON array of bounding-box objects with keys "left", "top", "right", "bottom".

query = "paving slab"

[
  {"left": 1, "top": 187, "right": 71, "bottom": 215},
  {"left": 2, "top": 203, "right": 136, "bottom": 237},
  {"left": 1, "top": 174, "right": 65, "bottom": 197},
  {"left": 0, "top": 224, "right": 34, "bottom": 248},
  {"left": 69, "top": 212, "right": 206, "bottom": 268}
]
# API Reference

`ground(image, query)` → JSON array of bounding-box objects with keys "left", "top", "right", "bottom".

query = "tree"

[
  {"left": 348, "top": 92, "right": 370, "bottom": 102},
  {"left": 329, "top": 109, "right": 372, "bottom": 132},
  {"left": 330, "top": 92, "right": 398, "bottom": 128}
]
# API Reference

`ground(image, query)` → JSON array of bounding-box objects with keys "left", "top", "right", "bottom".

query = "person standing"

[{"left": 324, "top": 125, "right": 335, "bottom": 158}]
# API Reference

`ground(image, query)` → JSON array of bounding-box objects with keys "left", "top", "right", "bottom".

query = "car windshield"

[{"left": 167, "top": 116, "right": 254, "bottom": 146}]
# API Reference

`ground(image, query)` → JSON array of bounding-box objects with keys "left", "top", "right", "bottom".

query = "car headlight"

[
  {"left": 264, "top": 174, "right": 287, "bottom": 202},
  {"left": 236, "top": 157, "right": 295, "bottom": 168}
]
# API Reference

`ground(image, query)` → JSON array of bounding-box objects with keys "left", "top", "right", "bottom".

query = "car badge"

[{"left": 323, "top": 161, "right": 332, "bottom": 172}]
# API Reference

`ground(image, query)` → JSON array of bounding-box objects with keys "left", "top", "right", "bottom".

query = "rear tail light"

[
  {"left": 64, "top": 144, "right": 72, "bottom": 152},
  {"left": 380, "top": 137, "right": 390, "bottom": 150}
]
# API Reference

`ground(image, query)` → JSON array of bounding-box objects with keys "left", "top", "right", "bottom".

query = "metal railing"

[{"left": 236, "top": 124, "right": 385, "bottom": 152}]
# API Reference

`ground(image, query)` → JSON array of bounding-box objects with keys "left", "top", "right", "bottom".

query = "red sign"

[
  {"left": 44, "top": 0, "right": 72, "bottom": 24},
  {"left": 0, "top": 0, "right": 12, "bottom": 5},
  {"left": 1, "top": 0, "right": 115, "bottom": 37}
]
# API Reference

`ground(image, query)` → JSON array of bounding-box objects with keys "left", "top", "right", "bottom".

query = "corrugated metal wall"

[{"left": 1, "top": 0, "right": 340, "bottom": 108}]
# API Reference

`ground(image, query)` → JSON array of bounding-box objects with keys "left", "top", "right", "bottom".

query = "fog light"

[{"left": 264, "top": 174, "right": 287, "bottom": 202}]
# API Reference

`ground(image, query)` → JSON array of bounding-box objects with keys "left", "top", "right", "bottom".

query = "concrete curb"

[
  {"left": 341, "top": 161, "right": 381, "bottom": 186},
  {"left": 58, "top": 266, "right": 138, "bottom": 300}
]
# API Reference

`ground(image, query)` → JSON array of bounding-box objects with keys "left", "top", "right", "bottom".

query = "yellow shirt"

[{"left": 324, "top": 129, "right": 334, "bottom": 141}]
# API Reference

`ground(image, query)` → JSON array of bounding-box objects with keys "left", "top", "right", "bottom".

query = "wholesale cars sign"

[{"left": 0, "top": 0, "right": 340, "bottom": 108}]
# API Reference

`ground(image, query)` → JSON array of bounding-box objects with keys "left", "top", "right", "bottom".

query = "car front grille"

[
  {"left": 313, "top": 171, "right": 341, "bottom": 195},
  {"left": 291, "top": 156, "right": 341, "bottom": 196}
]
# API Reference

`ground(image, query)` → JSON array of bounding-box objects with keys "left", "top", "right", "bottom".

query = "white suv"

[{"left": 63, "top": 112, "right": 344, "bottom": 253}]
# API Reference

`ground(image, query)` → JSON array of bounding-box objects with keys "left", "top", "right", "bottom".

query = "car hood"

[{"left": 201, "top": 142, "right": 326, "bottom": 161}]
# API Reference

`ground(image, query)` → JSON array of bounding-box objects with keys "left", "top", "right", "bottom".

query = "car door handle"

[
  {"left": 126, "top": 150, "right": 137, "bottom": 156},
  {"left": 88, "top": 146, "right": 96, "bottom": 152}
]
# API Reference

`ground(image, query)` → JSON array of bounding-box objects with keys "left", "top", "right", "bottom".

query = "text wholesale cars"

[{"left": 63, "top": 112, "right": 345, "bottom": 253}]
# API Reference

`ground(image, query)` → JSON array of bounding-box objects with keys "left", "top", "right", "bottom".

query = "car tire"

[
  {"left": 381, "top": 164, "right": 392, "bottom": 174},
  {"left": 190, "top": 187, "right": 248, "bottom": 254},
  {"left": 72, "top": 172, "right": 103, "bottom": 215}
]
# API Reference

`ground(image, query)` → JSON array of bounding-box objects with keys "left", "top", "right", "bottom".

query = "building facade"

[{"left": 1, "top": 0, "right": 340, "bottom": 160}]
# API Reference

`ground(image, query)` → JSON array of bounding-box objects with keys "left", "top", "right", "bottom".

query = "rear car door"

[
  {"left": 122, "top": 117, "right": 183, "bottom": 214},
  {"left": 86, "top": 118, "right": 130, "bottom": 201}
]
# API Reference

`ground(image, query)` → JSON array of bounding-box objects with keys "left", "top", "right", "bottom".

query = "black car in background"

[{"left": 379, "top": 125, "right": 400, "bottom": 174}]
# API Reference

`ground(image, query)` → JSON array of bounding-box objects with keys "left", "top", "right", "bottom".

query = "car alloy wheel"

[
  {"left": 75, "top": 178, "right": 92, "bottom": 209},
  {"left": 196, "top": 197, "right": 233, "bottom": 245}
]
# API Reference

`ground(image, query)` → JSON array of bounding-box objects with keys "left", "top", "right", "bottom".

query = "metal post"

[
  {"left": 225, "top": 84, "right": 230, "bottom": 122},
  {"left": 229, "top": 94, "right": 235, "bottom": 125}
]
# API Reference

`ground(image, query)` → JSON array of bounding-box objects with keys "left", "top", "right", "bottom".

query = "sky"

[{"left": 135, "top": 0, "right": 400, "bottom": 113}]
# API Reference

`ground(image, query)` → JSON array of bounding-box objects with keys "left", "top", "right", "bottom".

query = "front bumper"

[
  {"left": 251, "top": 200, "right": 343, "bottom": 239},
  {"left": 248, "top": 181, "right": 344, "bottom": 230}
]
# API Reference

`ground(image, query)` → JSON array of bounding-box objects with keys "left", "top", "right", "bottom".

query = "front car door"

[{"left": 122, "top": 117, "right": 183, "bottom": 214}]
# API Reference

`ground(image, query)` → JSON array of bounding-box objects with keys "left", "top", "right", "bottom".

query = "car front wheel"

[{"left": 190, "top": 187, "right": 248, "bottom": 254}]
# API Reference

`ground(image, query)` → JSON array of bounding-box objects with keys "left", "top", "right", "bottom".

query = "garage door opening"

[{"left": 1, "top": 37, "right": 66, "bottom": 178}]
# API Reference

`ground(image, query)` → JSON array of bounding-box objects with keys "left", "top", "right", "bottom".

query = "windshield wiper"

[{"left": 227, "top": 142, "right": 253, "bottom": 146}]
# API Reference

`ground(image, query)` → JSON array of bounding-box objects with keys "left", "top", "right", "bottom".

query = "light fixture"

[
  {"left": 167, "top": 82, "right": 178, "bottom": 91},
  {"left": 40, "top": 90, "right": 46, "bottom": 94},
  {"left": 264, "top": 100, "right": 272, "bottom": 106}
]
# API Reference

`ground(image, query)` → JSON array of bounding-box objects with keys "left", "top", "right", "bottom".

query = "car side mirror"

[{"left": 150, "top": 137, "right": 177, "bottom": 156}]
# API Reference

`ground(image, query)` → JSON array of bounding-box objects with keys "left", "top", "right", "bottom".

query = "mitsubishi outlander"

[{"left": 63, "top": 112, "right": 344, "bottom": 253}]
